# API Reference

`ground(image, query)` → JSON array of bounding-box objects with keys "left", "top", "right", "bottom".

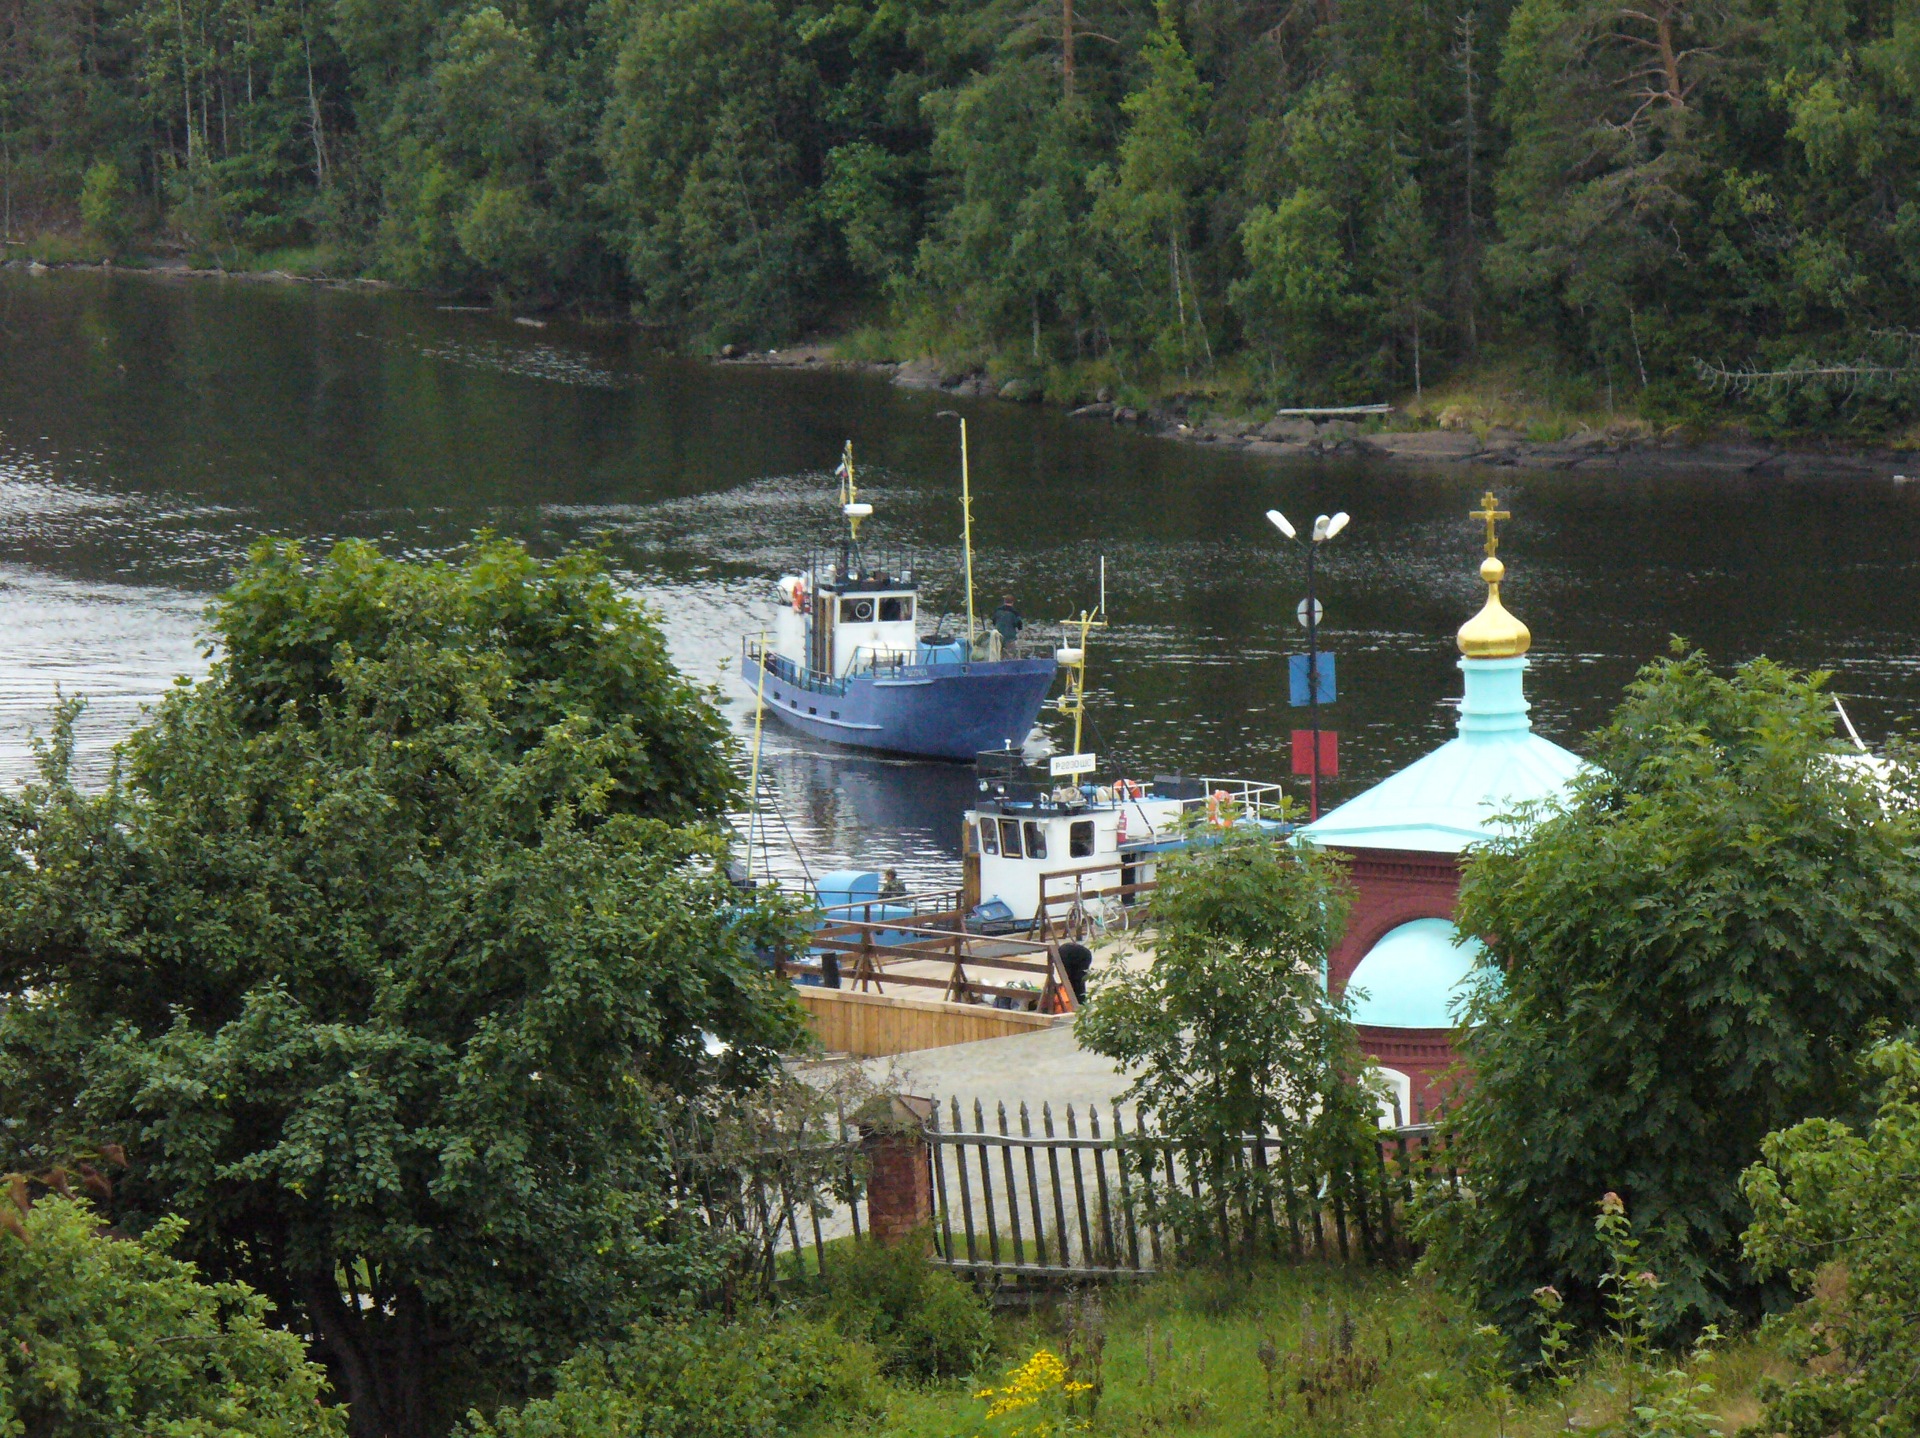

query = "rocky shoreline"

[
  {"left": 719, "top": 345, "right": 1915, "bottom": 480},
  {"left": 14, "top": 258, "right": 1904, "bottom": 480}
]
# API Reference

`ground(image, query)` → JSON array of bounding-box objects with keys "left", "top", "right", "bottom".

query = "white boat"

[{"left": 963, "top": 756, "right": 1289, "bottom": 930}]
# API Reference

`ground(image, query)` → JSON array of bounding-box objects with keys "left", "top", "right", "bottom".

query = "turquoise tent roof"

[
  {"left": 1302, "top": 656, "right": 1581, "bottom": 854},
  {"left": 1346, "top": 918, "right": 1488, "bottom": 1029}
]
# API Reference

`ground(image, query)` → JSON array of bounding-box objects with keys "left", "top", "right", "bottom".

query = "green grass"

[
  {"left": 4, "top": 231, "right": 117, "bottom": 265},
  {"left": 824, "top": 1262, "right": 1786, "bottom": 1438}
]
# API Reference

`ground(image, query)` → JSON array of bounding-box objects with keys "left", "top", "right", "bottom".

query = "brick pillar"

[{"left": 857, "top": 1094, "right": 934, "bottom": 1245}]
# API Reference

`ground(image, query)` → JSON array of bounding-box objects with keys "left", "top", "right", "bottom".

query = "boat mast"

[
  {"left": 937, "top": 411, "right": 977, "bottom": 648},
  {"left": 960, "top": 419, "right": 976, "bottom": 647},
  {"left": 744, "top": 627, "right": 770, "bottom": 880},
  {"left": 838, "top": 440, "right": 871, "bottom": 546},
  {"left": 1056, "top": 558, "right": 1107, "bottom": 758}
]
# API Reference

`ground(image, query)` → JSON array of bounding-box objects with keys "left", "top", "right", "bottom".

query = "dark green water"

[{"left": 3, "top": 267, "right": 1917, "bottom": 883}]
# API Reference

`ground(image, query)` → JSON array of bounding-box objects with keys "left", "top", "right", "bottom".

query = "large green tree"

[
  {"left": 1432, "top": 648, "right": 1920, "bottom": 1344},
  {"left": 1077, "top": 825, "right": 1379, "bottom": 1252},
  {"left": 0, "top": 539, "right": 805, "bottom": 1438}
]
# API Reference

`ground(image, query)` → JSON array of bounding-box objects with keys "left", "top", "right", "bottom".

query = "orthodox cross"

[{"left": 1471, "top": 492, "right": 1510, "bottom": 558}]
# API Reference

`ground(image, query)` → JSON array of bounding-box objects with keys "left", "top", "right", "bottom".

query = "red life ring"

[
  {"left": 791, "top": 582, "right": 807, "bottom": 614},
  {"left": 1208, "top": 788, "right": 1232, "bottom": 827}
]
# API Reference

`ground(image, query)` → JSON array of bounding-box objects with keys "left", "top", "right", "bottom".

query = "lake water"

[{"left": 3, "top": 267, "right": 1918, "bottom": 886}]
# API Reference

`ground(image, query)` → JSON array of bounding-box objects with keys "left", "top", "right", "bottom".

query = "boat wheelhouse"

[{"left": 963, "top": 750, "right": 1290, "bottom": 927}]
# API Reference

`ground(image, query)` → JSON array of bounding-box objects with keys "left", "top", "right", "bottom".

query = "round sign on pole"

[{"left": 1296, "top": 597, "right": 1324, "bottom": 628}]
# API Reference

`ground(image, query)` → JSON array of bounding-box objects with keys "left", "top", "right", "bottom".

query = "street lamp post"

[{"left": 1267, "top": 507, "right": 1349, "bottom": 820}]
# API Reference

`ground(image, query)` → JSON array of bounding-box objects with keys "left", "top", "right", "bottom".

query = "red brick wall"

[
  {"left": 862, "top": 1128, "right": 932, "bottom": 1244},
  {"left": 1326, "top": 846, "right": 1465, "bottom": 1115}
]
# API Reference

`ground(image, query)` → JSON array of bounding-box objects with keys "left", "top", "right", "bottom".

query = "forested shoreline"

[{"left": 10, "top": 0, "right": 1920, "bottom": 436}]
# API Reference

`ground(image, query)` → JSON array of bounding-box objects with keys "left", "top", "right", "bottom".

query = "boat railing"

[
  {"left": 843, "top": 644, "right": 932, "bottom": 676},
  {"left": 741, "top": 636, "right": 848, "bottom": 697},
  {"left": 780, "top": 914, "right": 1079, "bottom": 1013},
  {"left": 1178, "top": 776, "right": 1293, "bottom": 824},
  {"left": 814, "top": 887, "right": 966, "bottom": 927},
  {"left": 1032, "top": 859, "right": 1160, "bottom": 943}
]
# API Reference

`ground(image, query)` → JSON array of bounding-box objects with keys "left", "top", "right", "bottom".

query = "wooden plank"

[
  {"left": 1110, "top": 1106, "right": 1143, "bottom": 1270},
  {"left": 1066, "top": 1105, "right": 1094, "bottom": 1264},
  {"left": 1089, "top": 1105, "right": 1117, "bottom": 1267},
  {"left": 1272, "top": 404, "right": 1392, "bottom": 415},
  {"left": 1043, "top": 1104, "right": 1071, "bottom": 1266},
  {"left": 974, "top": 1100, "right": 1001, "bottom": 1269},
  {"left": 1020, "top": 1102, "right": 1048, "bottom": 1267},
  {"left": 791, "top": 986, "right": 1055, "bottom": 1058},
  {"left": 997, "top": 1102, "right": 1026, "bottom": 1271},
  {"left": 929, "top": 1259, "right": 1151, "bottom": 1279},
  {"left": 951, "top": 1097, "right": 978, "bottom": 1265},
  {"left": 929, "top": 1103, "right": 955, "bottom": 1261}
]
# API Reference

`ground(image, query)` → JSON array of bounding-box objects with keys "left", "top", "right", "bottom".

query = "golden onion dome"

[
  {"left": 1456, "top": 492, "right": 1531, "bottom": 658},
  {"left": 1457, "top": 556, "right": 1531, "bottom": 658}
]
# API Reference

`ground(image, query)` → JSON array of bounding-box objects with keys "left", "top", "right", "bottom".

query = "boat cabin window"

[
  {"left": 841, "top": 597, "right": 876, "bottom": 622},
  {"left": 998, "top": 818, "right": 1024, "bottom": 858},
  {"left": 978, "top": 818, "right": 999, "bottom": 855},
  {"left": 879, "top": 595, "right": 914, "bottom": 622},
  {"left": 1069, "top": 820, "right": 1095, "bottom": 858},
  {"left": 1024, "top": 821, "right": 1047, "bottom": 860}
]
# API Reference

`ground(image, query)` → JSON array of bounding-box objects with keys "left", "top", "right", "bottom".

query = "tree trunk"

[
  {"left": 301, "top": 1272, "right": 388, "bottom": 1438},
  {"left": 1170, "top": 229, "right": 1190, "bottom": 374},
  {"left": 1062, "top": 0, "right": 1075, "bottom": 96},
  {"left": 305, "top": 33, "right": 328, "bottom": 188}
]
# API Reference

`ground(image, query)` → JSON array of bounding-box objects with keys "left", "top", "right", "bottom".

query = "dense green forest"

[{"left": 9, "top": 0, "right": 1920, "bottom": 428}]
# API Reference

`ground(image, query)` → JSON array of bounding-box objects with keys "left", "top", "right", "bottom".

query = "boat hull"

[{"left": 745, "top": 653, "right": 1057, "bottom": 761}]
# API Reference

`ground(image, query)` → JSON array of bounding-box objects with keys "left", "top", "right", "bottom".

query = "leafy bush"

[
  {"left": 78, "top": 161, "right": 136, "bottom": 256},
  {"left": 0, "top": 1195, "right": 344, "bottom": 1437},
  {"left": 459, "top": 1311, "right": 881, "bottom": 1438},
  {"left": 1741, "top": 1038, "right": 1920, "bottom": 1437},
  {"left": 1076, "top": 825, "right": 1377, "bottom": 1256},
  {"left": 817, "top": 1234, "right": 994, "bottom": 1379},
  {"left": 1435, "top": 648, "right": 1920, "bottom": 1341}
]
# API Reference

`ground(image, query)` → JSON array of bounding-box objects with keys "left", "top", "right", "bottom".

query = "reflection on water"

[{"left": 2, "top": 268, "right": 1919, "bottom": 888}]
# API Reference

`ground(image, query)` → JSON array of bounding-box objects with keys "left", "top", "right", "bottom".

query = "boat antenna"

[{"left": 938, "top": 411, "right": 976, "bottom": 647}]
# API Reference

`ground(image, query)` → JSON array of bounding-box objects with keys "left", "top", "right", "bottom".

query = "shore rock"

[
  {"left": 1359, "top": 430, "right": 1483, "bottom": 460},
  {"left": 891, "top": 358, "right": 947, "bottom": 390},
  {"left": 998, "top": 377, "right": 1042, "bottom": 403},
  {"left": 1260, "top": 418, "right": 1320, "bottom": 443},
  {"left": 1069, "top": 402, "right": 1113, "bottom": 419}
]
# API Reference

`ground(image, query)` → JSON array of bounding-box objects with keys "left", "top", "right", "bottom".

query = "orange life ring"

[
  {"left": 1208, "top": 788, "right": 1232, "bottom": 827},
  {"left": 1115, "top": 777, "right": 1143, "bottom": 801},
  {"left": 792, "top": 582, "right": 807, "bottom": 614}
]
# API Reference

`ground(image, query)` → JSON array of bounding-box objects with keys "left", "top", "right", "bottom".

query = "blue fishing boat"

[{"left": 741, "top": 440, "right": 1057, "bottom": 761}]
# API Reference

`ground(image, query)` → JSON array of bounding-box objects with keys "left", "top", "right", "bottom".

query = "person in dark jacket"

[{"left": 991, "top": 596, "right": 1024, "bottom": 648}]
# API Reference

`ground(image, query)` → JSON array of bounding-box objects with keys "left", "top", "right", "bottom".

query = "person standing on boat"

[{"left": 991, "top": 596, "right": 1025, "bottom": 655}]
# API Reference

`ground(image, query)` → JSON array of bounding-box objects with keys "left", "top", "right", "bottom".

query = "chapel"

[{"left": 1300, "top": 494, "right": 1581, "bottom": 1116}]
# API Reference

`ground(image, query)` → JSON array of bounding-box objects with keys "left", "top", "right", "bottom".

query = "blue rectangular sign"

[{"left": 1288, "top": 653, "right": 1336, "bottom": 706}]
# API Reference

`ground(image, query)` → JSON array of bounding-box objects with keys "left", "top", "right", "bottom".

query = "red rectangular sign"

[{"left": 1291, "top": 730, "right": 1339, "bottom": 776}]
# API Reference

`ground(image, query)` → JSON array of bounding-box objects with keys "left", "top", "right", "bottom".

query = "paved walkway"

[{"left": 862, "top": 1015, "right": 1137, "bottom": 1120}]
